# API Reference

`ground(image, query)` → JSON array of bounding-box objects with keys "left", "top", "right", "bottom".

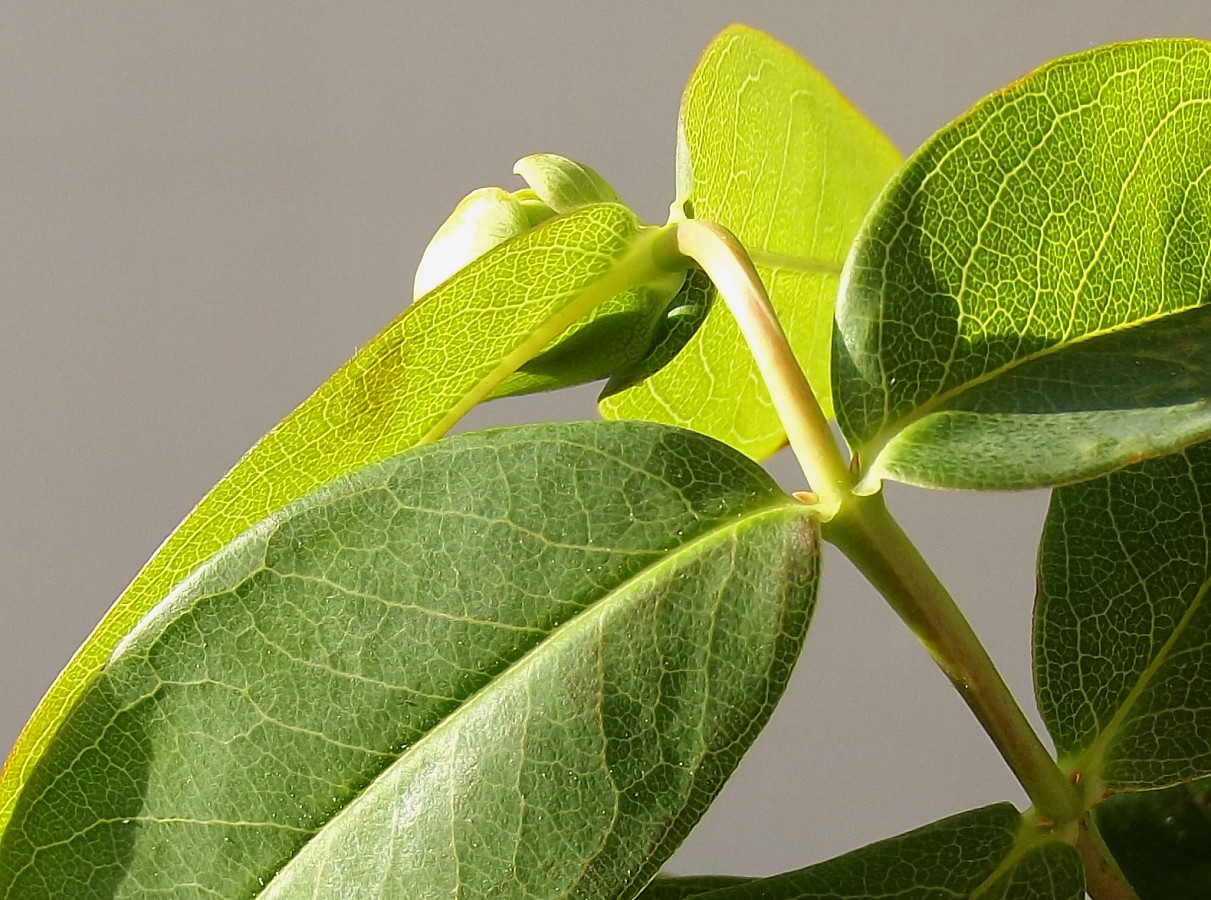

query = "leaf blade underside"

[
  {"left": 834, "top": 39, "right": 1211, "bottom": 490},
  {"left": 600, "top": 24, "right": 900, "bottom": 460},
  {"left": 0, "top": 421, "right": 818, "bottom": 899},
  {"left": 0, "top": 204, "right": 663, "bottom": 835},
  {"left": 1036, "top": 438, "right": 1211, "bottom": 793},
  {"left": 638, "top": 804, "right": 1082, "bottom": 899}
]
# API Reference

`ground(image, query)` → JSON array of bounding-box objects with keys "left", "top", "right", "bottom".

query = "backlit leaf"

[
  {"left": 834, "top": 39, "right": 1211, "bottom": 490},
  {"left": 514, "top": 153, "right": 623, "bottom": 214},
  {"left": 601, "top": 24, "right": 900, "bottom": 459},
  {"left": 0, "top": 421, "right": 818, "bottom": 898},
  {"left": 0, "top": 205, "right": 676, "bottom": 836}
]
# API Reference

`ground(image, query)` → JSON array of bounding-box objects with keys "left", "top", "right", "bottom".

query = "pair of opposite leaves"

[{"left": 4, "top": 23, "right": 1211, "bottom": 900}]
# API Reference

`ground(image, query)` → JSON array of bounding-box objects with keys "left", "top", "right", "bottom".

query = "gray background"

[{"left": 2, "top": 1, "right": 1208, "bottom": 880}]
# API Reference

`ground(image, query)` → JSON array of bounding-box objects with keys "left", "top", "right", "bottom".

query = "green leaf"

[
  {"left": 632, "top": 805, "right": 1082, "bottom": 899},
  {"left": 0, "top": 204, "right": 677, "bottom": 836},
  {"left": 636, "top": 876, "right": 752, "bottom": 899},
  {"left": 600, "top": 267, "right": 715, "bottom": 400},
  {"left": 600, "top": 24, "right": 900, "bottom": 460},
  {"left": 1036, "top": 438, "right": 1211, "bottom": 791},
  {"left": 1096, "top": 776, "right": 1211, "bottom": 899},
  {"left": 414, "top": 155, "right": 682, "bottom": 401},
  {"left": 0, "top": 421, "right": 818, "bottom": 898},
  {"left": 984, "top": 842, "right": 1085, "bottom": 900},
  {"left": 834, "top": 39, "right": 1211, "bottom": 490},
  {"left": 495, "top": 154, "right": 686, "bottom": 399},
  {"left": 496, "top": 277, "right": 684, "bottom": 398}
]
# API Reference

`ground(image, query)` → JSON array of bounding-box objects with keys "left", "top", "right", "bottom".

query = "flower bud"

[
  {"left": 513, "top": 153, "right": 622, "bottom": 214},
  {"left": 413, "top": 155, "right": 627, "bottom": 300},
  {"left": 413, "top": 187, "right": 550, "bottom": 300}
]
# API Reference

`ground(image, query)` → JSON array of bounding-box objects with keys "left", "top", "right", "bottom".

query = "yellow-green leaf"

[
  {"left": 600, "top": 24, "right": 900, "bottom": 459},
  {"left": 0, "top": 204, "right": 672, "bottom": 835}
]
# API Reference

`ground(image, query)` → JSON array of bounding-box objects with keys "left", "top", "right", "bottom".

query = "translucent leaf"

[
  {"left": 835, "top": 39, "right": 1211, "bottom": 489},
  {"left": 0, "top": 205, "right": 674, "bottom": 835},
  {"left": 601, "top": 25, "right": 900, "bottom": 459}
]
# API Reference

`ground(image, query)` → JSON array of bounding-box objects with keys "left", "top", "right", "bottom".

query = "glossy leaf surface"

[
  {"left": 601, "top": 24, "right": 900, "bottom": 459},
  {"left": 1037, "top": 439, "right": 1211, "bottom": 791},
  {"left": 1096, "top": 776, "right": 1211, "bottom": 899},
  {"left": 0, "top": 205, "right": 673, "bottom": 835},
  {"left": 0, "top": 421, "right": 818, "bottom": 898},
  {"left": 834, "top": 39, "right": 1211, "bottom": 489},
  {"left": 638, "top": 805, "right": 1082, "bottom": 899}
]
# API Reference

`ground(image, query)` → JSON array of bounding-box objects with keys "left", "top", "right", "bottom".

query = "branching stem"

[
  {"left": 824, "top": 493, "right": 1083, "bottom": 824},
  {"left": 670, "top": 218, "right": 1084, "bottom": 828}
]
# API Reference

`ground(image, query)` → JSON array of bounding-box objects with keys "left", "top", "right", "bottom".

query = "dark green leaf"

[
  {"left": 630, "top": 805, "right": 1082, "bottom": 899},
  {"left": 985, "top": 842, "right": 1084, "bottom": 900},
  {"left": 0, "top": 421, "right": 818, "bottom": 899},
  {"left": 1096, "top": 776, "right": 1211, "bottom": 899},
  {"left": 834, "top": 39, "right": 1211, "bottom": 490},
  {"left": 601, "top": 24, "right": 900, "bottom": 459},
  {"left": 636, "top": 876, "right": 753, "bottom": 899},
  {"left": 0, "top": 204, "right": 676, "bottom": 834},
  {"left": 1037, "top": 439, "right": 1211, "bottom": 791},
  {"left": 497, "top": 279, "right": 683, "bottom": 398}
]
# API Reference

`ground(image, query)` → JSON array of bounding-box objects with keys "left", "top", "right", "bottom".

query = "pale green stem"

[
  {"left": 669, "top": 219, "right": 1083, "bottom": 827},
  {"left": 671, "top": 220, "right": 854, "bottom": 518},
  {"left": 825, "top": 492, "right": 1083, "bottom": 825}
]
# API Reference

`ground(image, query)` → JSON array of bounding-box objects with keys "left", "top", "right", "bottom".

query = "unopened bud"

[
  {"left": 413, "top": 187, "right": 547, "bottom": 300},
  {"left": 513, "top": 153, "right": 622, "bottom": 214}
]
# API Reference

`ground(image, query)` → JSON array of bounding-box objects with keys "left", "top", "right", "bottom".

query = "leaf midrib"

[
  {"left": 1074, "top": 570, "right": 1211, "bottom": 788},
  {"left": 417, "top": 220, "right": 670, "bottom": 446},
  {"left": 746, "top": 248, "right": 843, "bottom": 278},
  {"left": 0, "top": 206, "right": 658, "bottom": 837},
  {"left": 860, "top": 302, "right": 1207, "bottom": 478},
  {"left": 253, "top": 498, "right": 809, "bottom": 896},
  {"left": 967, "top": 820, "right": 1050, "bottom": 899}
]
